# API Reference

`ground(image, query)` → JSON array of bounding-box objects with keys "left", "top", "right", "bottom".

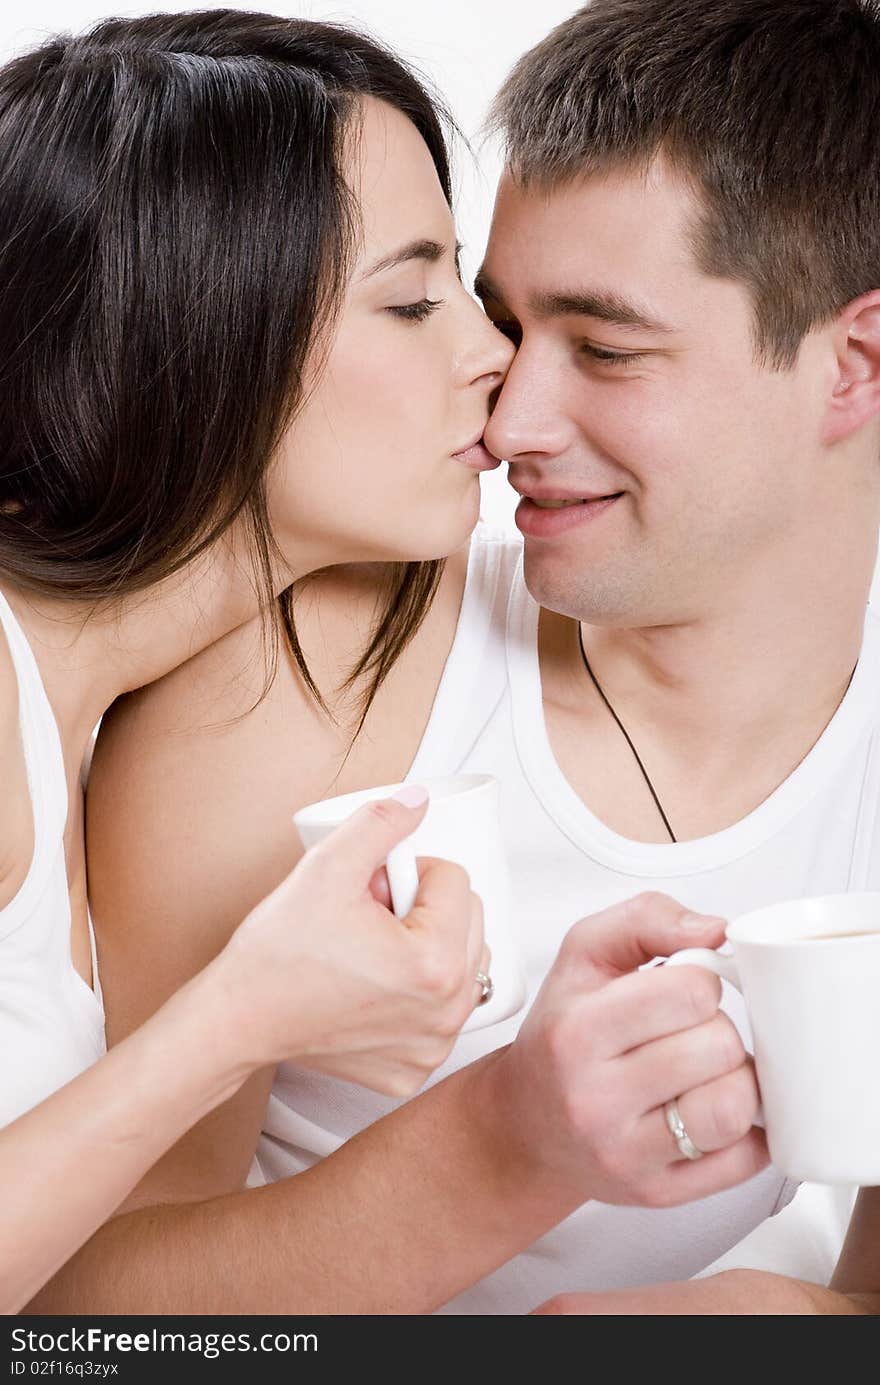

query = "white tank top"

[
  {"left": 252, "top": 524, "right": 880, "bottom": 1313},
  {"left": 0, "top": 589, "right": 105, "bottom": 1131}
]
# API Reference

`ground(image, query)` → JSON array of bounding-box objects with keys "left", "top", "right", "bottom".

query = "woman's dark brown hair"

[{"left": 0, "top": 8, "right": 452, "bottom": 713}]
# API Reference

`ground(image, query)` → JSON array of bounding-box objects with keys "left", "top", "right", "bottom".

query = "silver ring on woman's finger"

[
  {"left": 475, "top": 970, "right": 494, "bottom": 1006},
  {"left": 664, "top": 1098, "right": 704, "bottom": 1160}
]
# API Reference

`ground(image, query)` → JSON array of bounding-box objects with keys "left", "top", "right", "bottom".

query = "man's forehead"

[{"left": 479, "top": 164, "right": 708, "bottom": 319}]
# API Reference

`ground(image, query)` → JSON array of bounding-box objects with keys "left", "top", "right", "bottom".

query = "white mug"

[
  {"left": 667, "top": 891, "right": 880, "bottom": 1184},
  {"left": 293, "top": 774, "right": 528, "bottom": 1033}
]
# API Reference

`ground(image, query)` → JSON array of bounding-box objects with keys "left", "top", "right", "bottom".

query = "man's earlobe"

[{"left": 824, "top": 294, "right": 880, "bottom": 444}]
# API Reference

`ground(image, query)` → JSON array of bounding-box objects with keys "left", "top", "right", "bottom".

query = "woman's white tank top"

[{"left": 0, "top": 589, "right": 105, "bottom": 1130}]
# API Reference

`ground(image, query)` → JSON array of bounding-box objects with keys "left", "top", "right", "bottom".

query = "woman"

[{"left": 0, "top": 8, "right": 510, "bottom": 1311}]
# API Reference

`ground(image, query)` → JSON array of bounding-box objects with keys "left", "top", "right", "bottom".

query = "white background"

[
  {"left": 0, "top": 0, "right": 584, "bottom": 535},
  {"left": 0, "top": 0, "right": 865, "bottom": 1280}
]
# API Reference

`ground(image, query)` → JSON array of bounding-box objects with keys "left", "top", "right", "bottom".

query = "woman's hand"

[{"left": 207, "top": 789, "right": 487, "bottom": 1095}]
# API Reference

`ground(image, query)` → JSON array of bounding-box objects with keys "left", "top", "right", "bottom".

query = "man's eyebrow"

[
  {"left": 361, "top": 238, "right": 453, "bottom": 281},
  {"left": 473, "top": 271, "right": 673, "bottom": 335},
  {"left": 534, "top": 289, "right": 673, "bottom": 334}
]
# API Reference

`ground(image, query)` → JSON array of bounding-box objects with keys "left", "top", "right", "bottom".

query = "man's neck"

[{"left": 538, "top": 537, "right": 875, "bottom": 843}]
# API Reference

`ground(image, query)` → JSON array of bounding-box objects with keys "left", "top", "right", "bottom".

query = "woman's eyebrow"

[{"left": 360, "top": 238, "right": 448, "bottom": 280}]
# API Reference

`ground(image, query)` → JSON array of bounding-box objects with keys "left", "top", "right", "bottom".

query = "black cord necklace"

[
  {"left": 577, "top": 624, "right": 860, "bottom": 848},
  {"left": 576, "top": 623, "right": 677, "bottom": 844}
]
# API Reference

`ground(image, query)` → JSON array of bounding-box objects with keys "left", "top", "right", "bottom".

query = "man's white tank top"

[
  {"left": 252, "top": 524, "right": 880, "bottom": 1314},
  {"left": 0, "top": 589, "right": 105, "bottom": 1131}
]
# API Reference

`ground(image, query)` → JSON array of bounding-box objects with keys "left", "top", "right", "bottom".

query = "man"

[{"left": 33, "top": 0, "right": 880, "bottom": 1314}]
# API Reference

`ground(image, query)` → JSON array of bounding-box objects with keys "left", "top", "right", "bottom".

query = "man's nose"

[{"left": 484, "top": 355, "right": 571, "bottom": 462}]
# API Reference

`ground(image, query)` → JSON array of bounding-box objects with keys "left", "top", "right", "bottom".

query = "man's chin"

[{"left": 521, "top": 549, "right": 639, "bottom": 625}]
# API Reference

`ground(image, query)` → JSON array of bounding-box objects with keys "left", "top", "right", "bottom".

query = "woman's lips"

[
  {"left": 452, "top": 441, "right": 502, "bottom": 472},
  {"left": 515, "top": 493, "right": 623, "bottom": 537}
]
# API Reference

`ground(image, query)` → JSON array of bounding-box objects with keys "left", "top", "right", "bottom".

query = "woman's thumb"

[{"left": 306, "top": 786, "right": 429, "bottom": 890}]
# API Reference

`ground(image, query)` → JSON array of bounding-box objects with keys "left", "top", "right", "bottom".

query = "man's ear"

[{"left": 824, "top": 291, "right": 880, "bottom": 445}]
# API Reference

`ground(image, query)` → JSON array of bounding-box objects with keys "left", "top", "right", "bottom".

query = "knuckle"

[
  {"left": 556, "top": 924, "right": 585, "bottom": 967},
  {"left": 439, "top": 860, "right": 471, "bottom": 894},
  {"left": 563, "top": 915, "right": 594, "bottom": 951},
  {"left": 712, "top": 1015, "right": 746, "bottom": 1071},
  {"left": 707, "top": 1078, "right": 753, "bottom": 1146},
  {"left": 641, "top": 1176, "right": 678, "bottom": 1211},
  {"left": 680, "top": 967, "right": 721, "bottom": 1022},
  {"left": 627, "top": 890, "right": 678, "bottom": 923},
  {"left": 436, "top": 1003, "right": 466, "bottom": 1042},
  {"left": 377, "top": 1069, "right": 419, "bottom": 1099},
  {"left": 361, "top": 798, "right": 398, "bottom": 829},
  {"left": 418, "top": 958, "right": 452, "bottom": 1000},
  {"left": 393, "top": 1072, "right": 424, "bottom": 1099},
  {"left": 413, "top": 943, "right": 456, "bottom": 1000}
]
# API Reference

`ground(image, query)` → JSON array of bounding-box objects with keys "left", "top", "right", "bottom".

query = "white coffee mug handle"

[
  {"left": 665, "top": 947, "right": 765, "bottom": 1128},
  {"left": 385, "top": 840, "right": 420, "bottom": 918},
  {"left": 664, "top": 947, "right": 741, "bottom": 989}
]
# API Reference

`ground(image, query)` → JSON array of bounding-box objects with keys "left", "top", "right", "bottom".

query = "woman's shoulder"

[
  {"left": 104, "top": 543, "right": 472, "bottom": 741},
  {"left": 89, "top": 545, "right": 472, "bottom": 862}
]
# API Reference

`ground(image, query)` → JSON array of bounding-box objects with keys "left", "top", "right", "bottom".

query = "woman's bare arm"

[
  {"left": 1, "top": 960, "right": 253, "bottom": 1313},
  {"left": 7, "top": 553, "right": 494, "bottom": 1313},
  {"left": 28, "top": 550, "right": 578, "bottom": 1315}
]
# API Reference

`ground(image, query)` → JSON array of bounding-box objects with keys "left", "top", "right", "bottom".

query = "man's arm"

[
  {"left": 29, "top": 892, "right": 770, "bottom": 1313},
  {"left": 28, "top": 1049, "right": 583, "bottom": 1315},
  {"left": 830, "top": 1187, "right": 880, "bottom": 1305}
]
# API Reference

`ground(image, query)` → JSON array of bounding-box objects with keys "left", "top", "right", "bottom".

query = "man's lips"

[
  {"left": 509, "top": 481, "right": 624, "bottom": 504},
  {"left": 514, "top": 490, "right": 624, "bottom": 538}
]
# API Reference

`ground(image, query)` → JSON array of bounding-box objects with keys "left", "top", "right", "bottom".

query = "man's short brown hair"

[{"left": 491, "top": 0, "right": 880, "bottom": 366}]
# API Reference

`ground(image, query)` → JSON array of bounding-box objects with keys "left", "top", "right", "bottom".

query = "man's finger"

[
  {"left": 559, "top": 893, "right": 728, "bottom": 990},
  {"left": 571, "top": 959, "right": 723, "bottom": 1058}
]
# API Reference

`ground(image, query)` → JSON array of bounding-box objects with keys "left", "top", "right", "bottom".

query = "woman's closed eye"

[{"left": 386, "top": 298, "right": 445, "bottom": 323}]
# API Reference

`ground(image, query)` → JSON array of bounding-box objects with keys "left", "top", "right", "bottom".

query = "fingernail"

[
  {"left": 680, "top": 911, "right": 726, "bottom": 933},
  {"left": 392, "top": 784, "right": 429, "bottom": 808}
]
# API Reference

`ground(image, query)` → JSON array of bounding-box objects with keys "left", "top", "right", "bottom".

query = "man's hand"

[
  {"left": 531, "top": 1270, "right": 878, "bottom": 1315},
  {"left": 486, "top": 893, "right": 768, "bottom": 1208}
]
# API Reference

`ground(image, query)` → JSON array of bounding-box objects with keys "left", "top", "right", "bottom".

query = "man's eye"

[
  {"left": 386, "top": 298, "right": 443, "bottom": 323},
  {"left": 580, "top": 343, "right": 645, "bottom": 367}
]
